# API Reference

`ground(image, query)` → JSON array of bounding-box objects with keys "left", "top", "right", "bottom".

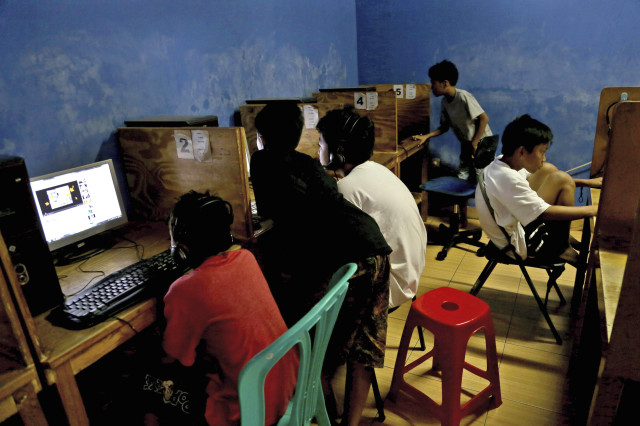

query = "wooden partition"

[
  {"left": 590, "top": 87, "right": 640, "bottom": 178},
  {"left": 240, "top": 102, "right": 344, "bottom": 158},
  {"left": 118, "top": 127, "right": 254, "bottom": 242},
  {"left": 594, "top": 101, "right": 640, "bottom": 250},
  {"left": 313, "top": 89, "right": 398, "bottom": 152},
  {"left": 360, "top": 83, "right": 430, "bottom": 141}
]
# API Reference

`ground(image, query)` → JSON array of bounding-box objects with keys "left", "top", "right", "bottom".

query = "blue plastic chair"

[
  {"left": 421, "top": 176, "right": 485, "bottom": 261},
  {"left": 238, "top": 263, "right": 357, "bottom": 425}
]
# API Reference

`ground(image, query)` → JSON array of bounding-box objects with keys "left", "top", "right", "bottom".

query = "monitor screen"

[{"left": 29, "top": 159, "right": 128, "bottom": 253}]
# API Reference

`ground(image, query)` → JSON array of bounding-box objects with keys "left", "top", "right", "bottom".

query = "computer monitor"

[{"left": 29, "top": 159, "right": 128, "bottom": 265}]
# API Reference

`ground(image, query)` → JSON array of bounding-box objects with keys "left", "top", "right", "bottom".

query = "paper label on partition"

[
  {"left": 174, "top": 130, "right": 194, "bottom": 159},
  {"left": 406, "top": 84, "right": 417, "bottom": 99},
  {"left": 192, "top": 130, "right": 213, "bottom": 162},
  {"left": 366, "top": 92, "right": 378, "bottom": 110},
  {"left": 393, "top": 85, "right": 404, "bottom": 98},
  {"left": 354, "top": 92, "right": 367, "bottom": 110},
  {"left": 303, "top": 105, "right": 319, "bottom": 129}
]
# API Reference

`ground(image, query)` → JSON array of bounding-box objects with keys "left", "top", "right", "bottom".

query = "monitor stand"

[{"left": 51, "top": 233, "right": 118, "bottom": 266}]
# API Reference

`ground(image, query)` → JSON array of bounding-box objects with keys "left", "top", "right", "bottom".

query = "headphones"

[
  {"left": 170, "top": 194, "right": 234, "bottom": 267},
  {"left": 324, "top": 114, "right": 365, "bottom": 171}
]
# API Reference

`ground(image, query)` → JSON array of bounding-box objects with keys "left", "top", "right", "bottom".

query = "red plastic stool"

[{"left": 388, "top": 287, "right": 502, "bottom": 425}]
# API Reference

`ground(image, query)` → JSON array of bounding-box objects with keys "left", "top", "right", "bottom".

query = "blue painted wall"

[
  {"left": 356, "top": 0, "right": 640, "bottom": 182},
  {"left": 0, "top": 0, "right": 357, "bottom": 178}
]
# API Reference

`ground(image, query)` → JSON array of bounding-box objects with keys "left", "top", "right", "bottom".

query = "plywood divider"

[
  {"left": 313, "top": 90, "right": 398, "bottom": 152},
  {"left": 591, "top": 87, "right": 640, "bottom": 178},
  {"left": 118, "top": 127, "right": 253, "bottom": 241}
]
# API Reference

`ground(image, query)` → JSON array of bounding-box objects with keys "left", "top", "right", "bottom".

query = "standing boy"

[
  {"left": 413, "top": 59, "right": 494, "bottom": 181},
  {"left": 475, "top": 115, "right": 601, "bottom": 265},
  {"left": 251, "top": 102, "right": 391, "bottom": 426},
  {"left": 317, "top": 106, "right": 427, "bottom": 309}
]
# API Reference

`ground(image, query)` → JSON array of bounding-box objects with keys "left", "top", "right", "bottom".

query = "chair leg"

[
  {"left": 369, "top": 368, "right": 385, "bottom": 422},
  {"left": 519, "top": 265, "right": 563, "bottom": 344},
  {"left": 470, "top": 260, "right": 498, "bottom": 296},
  {"left": 544, "top": 266, "right": 566, "bottom": 306},
  {"left": 417, "top": 326, "right": 426, "bottom": 351}
]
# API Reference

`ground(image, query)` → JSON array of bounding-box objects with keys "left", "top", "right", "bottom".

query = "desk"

[
  {"left": 0, "top": 365, "right": 47, "bottom": 425},
  {"left": 32, "top": 222, "right": 170, "bottom": 426},
  {"left": 0, "top": 232, "right": 48, "bottom": 425},
  {"left": 570, "top": 101, "right": 640, "bottom": 424}
]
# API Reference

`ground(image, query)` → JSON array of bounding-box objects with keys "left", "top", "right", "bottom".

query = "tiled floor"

[{"left": 330, "top": 216, "right": 582, "bottom": 425}]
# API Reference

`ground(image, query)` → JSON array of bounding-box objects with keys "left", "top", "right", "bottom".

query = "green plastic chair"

[{"left": 238, "top": 263, "right": 357, "bottom": 425}]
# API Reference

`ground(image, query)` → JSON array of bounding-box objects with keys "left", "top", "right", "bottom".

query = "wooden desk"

[
  {"left": 0, "top": 233, "right": 48, "bottom": 425},
  {"left": 0, "top": 365, "right": 47, "bottom": 425},
  {"left": 571, "top": 102, "right": 640, "bottom": 424},
  {"left": 31, "top": 222, "right": 170, "bottom": 426}
]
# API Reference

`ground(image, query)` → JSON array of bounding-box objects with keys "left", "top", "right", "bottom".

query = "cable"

[
  {"left": 565, "top": 162, "right": 592, "bottom": 175},
  {"left": 64, "top": 239, "right": 145, "bottom": 298},
  {"left": 112, "top": 315, "right": 139, "bottom": 334}
]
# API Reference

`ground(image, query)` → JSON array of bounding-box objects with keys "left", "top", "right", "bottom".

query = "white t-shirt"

[
  {"left": 338, "top": 161, "right": 427, "bottom": 308},
  {"left": 441, "top": 88, "right": 492, "bottom": 144},
  {"left": 475, "top": 156, "right": 550, "bottom": 259}
]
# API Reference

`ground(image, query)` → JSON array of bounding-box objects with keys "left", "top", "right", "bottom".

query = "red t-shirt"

[{"left": 163, "top": 249, "right": 297, "bottom": 425}]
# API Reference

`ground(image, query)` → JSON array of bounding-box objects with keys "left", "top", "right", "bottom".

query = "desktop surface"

[{"left": 34, "top": 221, "right": 172, "bottom": 367}]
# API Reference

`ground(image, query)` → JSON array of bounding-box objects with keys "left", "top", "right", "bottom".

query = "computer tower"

[{"left": 0, "top": 155, "right": 63, "bottom": 316}]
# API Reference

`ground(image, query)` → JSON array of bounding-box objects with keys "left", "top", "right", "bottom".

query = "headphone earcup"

[
  {"left": 171, "top": 243, "right": 189, "bottom": 265},
  {"left": 325, "top": 151, "right": 346, "bottom": 171}
]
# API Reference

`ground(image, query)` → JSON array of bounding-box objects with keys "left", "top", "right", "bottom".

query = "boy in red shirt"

[{"left": 163, "top": 191, "right": 297, "bottom": 425}]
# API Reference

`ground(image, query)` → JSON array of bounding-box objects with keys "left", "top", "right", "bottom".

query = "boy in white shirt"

[
  {"left": 475, "top": 114, "right": 601, "bottom": 265},
  {"left": 317, "top": 106, "right": 428, "bottom": 309}
]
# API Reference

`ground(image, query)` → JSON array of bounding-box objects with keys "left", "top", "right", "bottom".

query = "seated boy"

[
  {"left": 316, "top": 106, "right": 427, "bottom": 309},
  {"left": 412, "top": 59, "right": 495, "bottom": 182},
  {"left": 475, "top": 114, "right": 601, "bottom": 265},
  {"left": 250, "top": 102, "right": 391, "bottom": 426},
  {"left": 162, "top": 191, "right": 298, "bottom": 425}
]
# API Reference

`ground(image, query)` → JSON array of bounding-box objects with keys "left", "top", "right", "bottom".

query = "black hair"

[
  {"left": 428, "top": 60, "right": 459, "bottom": 86},
  {"left": 169, "top": 190, "right": 234, "bottom": 268},
  {"left": 254, "top": 102, "right": 304, "bottom": 150},
  {"left": 501, "top": 114, "right": 554, "bottom": 156},
  {"left": 316, "top": 106, "right": 375, "bottom": 166}
]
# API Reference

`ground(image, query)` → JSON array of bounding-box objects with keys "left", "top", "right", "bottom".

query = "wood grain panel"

[
  {"left": 240, "top": 102, "right": 345, "bottom": 158},
  {"left": 313, "top": 90, "right": 398, "bottom": 152},
  {"left": 118, "top": 127, "right": 253, "bottom": 241},
  {"left": 596, "top": 101, "right": 640, "bottom": 251},
  {"left": 361, "top": 83, "right": 430, "bottom": 140},
  {"left": 591, "top": 87, "right": 640, "bottom": 178}
]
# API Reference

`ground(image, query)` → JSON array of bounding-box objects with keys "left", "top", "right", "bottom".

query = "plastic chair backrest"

[{"left": 238, "top": 263, "right": 357, "bottom": 426}]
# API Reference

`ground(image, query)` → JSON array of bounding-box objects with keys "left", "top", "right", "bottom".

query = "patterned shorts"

[{"left": 323, "top": 254, "right": 390, "bottom": 372}]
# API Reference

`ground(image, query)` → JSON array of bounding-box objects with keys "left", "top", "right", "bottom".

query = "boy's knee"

[{"left": 551, "top": 169, "right": 574, "bottom": 189}]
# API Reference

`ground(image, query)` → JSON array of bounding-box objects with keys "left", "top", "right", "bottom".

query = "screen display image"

[{"left": 30, "top": 160, "right": 128, "bottom": 260}]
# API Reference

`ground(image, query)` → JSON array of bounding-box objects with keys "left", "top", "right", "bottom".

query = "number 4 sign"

[{"left": 354, "top": 92, "right": 379, "bottom": 111}]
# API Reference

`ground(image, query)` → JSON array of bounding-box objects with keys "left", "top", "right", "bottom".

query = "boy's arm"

[
  {"left": 574, "top": 176, "right": 603, "bottom": 188},
  {"left": 470, "top": 112, "right": 489, "bottom": 154},
  {"left": 540, "top": 204, "right": 598, "bottom": 221},
  {"left": 411, "top": 127, "right": 445, "bottom": 143}
]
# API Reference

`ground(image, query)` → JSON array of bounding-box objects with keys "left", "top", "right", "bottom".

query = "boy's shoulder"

[{"left": 453, "top": 88, "right": 476, "bottom": 101}]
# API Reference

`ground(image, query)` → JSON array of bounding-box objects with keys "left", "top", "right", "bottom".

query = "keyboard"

[{"left": 49, "top": 249, "right": 189, "bottom": 329}]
